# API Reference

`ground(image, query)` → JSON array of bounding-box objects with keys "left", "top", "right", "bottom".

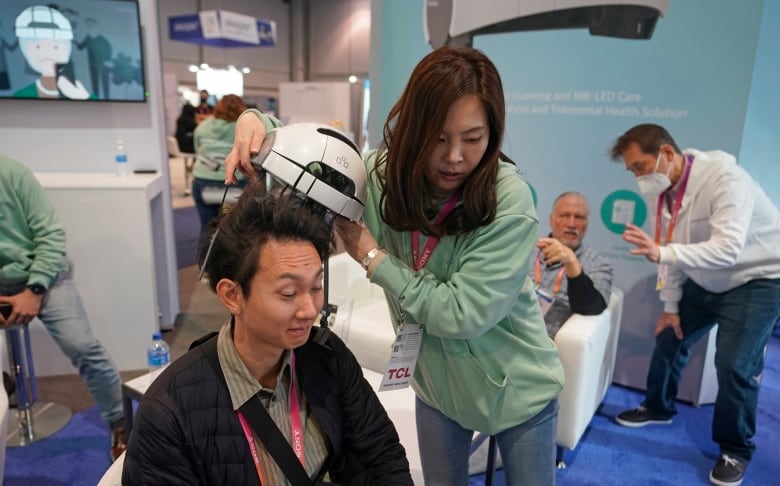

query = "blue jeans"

[
  {"left": 416, "top": 396, "right": 558, "bottom": 485},
  {"left": 643, "top": 278, "right": 780, "bottom": 462},
  {"left": 1, "top": 271, "right": 124, "bottom": 425}
]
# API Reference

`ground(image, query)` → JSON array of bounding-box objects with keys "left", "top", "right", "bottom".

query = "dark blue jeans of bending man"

[{"left": 642, "top": 277, "right": 780, "bottom": 463}]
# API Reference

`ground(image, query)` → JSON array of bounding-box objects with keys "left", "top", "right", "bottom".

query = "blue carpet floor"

[
  {"left": 5, "top": 334, "right": 779, "bottom": 485},
  {"left": 173, "top": 206, "right": 200, "bottom": 268},
  {"left": 5, "top": 404, "right": 110, "bottom": 485}
]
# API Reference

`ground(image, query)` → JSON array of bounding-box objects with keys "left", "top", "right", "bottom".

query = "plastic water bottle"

[
  {"left": 115, "top": 139, "right": 129, "bottom": 177},
  {"left": 147, "top": 332, "right": 170, "bottom": 372}
]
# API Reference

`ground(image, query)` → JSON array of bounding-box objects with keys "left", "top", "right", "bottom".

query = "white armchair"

[
  {"left": 326, "top": 253, "right": 394, "bottom": 374},
  {"left": 97, "top": 451, "right": 124, "bottom": 486},
  {"left": 554, "top": 287, "right": 624, "bottom": 464}
]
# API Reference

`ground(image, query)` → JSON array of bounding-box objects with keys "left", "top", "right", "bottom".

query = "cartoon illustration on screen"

[
  {"left": 0, "top": 19, "right": 19, "bottom": 90},
  {"left": 75, "top": 17, "right": 112, "bottom": 99},
  {"left": 13, "top": 5, "right": 90, "bottom": 99}
]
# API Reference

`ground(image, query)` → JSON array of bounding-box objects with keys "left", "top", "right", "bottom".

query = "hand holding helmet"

[
  {"left": 250, "top": 123, "right": 367, "bottom": 222},
  {"left": 224, "top": 111, "right": 267, "bottom": 184}
]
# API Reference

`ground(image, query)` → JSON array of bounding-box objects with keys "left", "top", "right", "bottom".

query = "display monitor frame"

[{"left": 0, "top": 0, "right": 147, "bottom": 103}]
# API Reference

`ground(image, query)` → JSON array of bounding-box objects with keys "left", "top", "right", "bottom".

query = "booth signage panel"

[{"left": 169, "top": 11, "right": 276, "bottom": 47}]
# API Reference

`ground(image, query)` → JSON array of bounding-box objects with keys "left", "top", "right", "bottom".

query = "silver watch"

[{"left": 360, "top": 248, "right": 382, "bottom": 270}]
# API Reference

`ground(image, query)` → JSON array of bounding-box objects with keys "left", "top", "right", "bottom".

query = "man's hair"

[
  {"left": 214, "top": 94, "right": 246, "bottom": 122},
  {"left": 377, "top": 46, "right": 511, "bottom": 237},
  {"left": 609, "top": 123, "right": 682, "bottom": 160},
  {"left": 553, "top": 191, "right": 588, "bottom": 208},
  {"left": 197, "top": 183, "right": 335, "bottom": 295}
]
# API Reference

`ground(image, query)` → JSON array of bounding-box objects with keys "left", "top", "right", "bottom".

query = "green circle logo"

[{"left": 600, "top": 190, "right": 647, "bottom": 234}]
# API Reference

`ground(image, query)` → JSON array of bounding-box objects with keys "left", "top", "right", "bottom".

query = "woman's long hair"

[{"left": 377, "top": 46, "right": 510, "bottom": 237}]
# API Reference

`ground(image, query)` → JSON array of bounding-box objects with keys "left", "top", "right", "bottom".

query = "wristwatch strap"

[{"left": 360, "top": 248, "right": 382, "bottom": 270}]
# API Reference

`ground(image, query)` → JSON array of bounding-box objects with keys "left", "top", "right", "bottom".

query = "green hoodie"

[
  {"left": 0, "top": 156, "right": 68, "bottom": 289},
  {"left": 363, "top": 151, "right": 564, "bottom": 434},
  {"left": 192, "top": 112, "right": 282, "bottom": 181}
]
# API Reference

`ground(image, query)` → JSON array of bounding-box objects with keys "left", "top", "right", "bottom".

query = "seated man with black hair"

[{"left": 123, "top": 182, "right": 413, "bottom": 485}]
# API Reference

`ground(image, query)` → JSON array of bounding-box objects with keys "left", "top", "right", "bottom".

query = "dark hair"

[
  {"left": 179, "top": 103, "right": 196, "bottom": 118},
  {"left": 214, "top": 94, "right": 247, "bottom": 122},
  {"left": 377, "top": 46, "right": 509, "bottom": 237},
  {"left": 197, "top": 183, "right": 335, "bottom": 296},
  {"left": 609, "top": 124, "right": 682, "bottom": 160}
]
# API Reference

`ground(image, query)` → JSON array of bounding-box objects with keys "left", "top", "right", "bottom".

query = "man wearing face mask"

[{"left": 609, "top": 124, "right": 780, "bottom": 486}]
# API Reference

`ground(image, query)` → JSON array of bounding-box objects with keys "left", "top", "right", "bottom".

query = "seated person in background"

[
  {"left": 122, "top": 184, "right": 413, "bottom": 485},
  {"left": 174, "top": 103, "right": 197, "bottom": 154},
  {"left": 533, "top": 191, "right": 613, "bottom": 337},
  {"left": 191, "top": 94, "right": 281, "bottom": 230},
  {"left": 0, "top": 156, "right": 126, "bottom": 461}
]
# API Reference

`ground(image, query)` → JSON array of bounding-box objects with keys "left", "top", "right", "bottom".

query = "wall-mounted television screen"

[{"left": 0, "top": 0, "right": 146, "bottom": 102}]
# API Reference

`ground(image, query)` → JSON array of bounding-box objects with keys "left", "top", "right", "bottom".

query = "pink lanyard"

[
  {"left": 655, "top": 157, "right": 693, "bottom": 246},
  {"left": 534, "top": 251, "right": 565, "bottom": 294},
  {"left": 237, "top": 351, "right": 305, "bottom": 483},
  {"left": 411, "top": 192, "right": 460, "bottom": 271}
]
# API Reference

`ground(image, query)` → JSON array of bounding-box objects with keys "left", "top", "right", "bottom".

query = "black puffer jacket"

[{"left": 122, "top": 328, "right": 413, "bottom": 485}]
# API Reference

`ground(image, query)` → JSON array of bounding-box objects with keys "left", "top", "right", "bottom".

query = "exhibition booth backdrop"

[{"left": 370, "top": 0, "right": 773, "bottom": 404}]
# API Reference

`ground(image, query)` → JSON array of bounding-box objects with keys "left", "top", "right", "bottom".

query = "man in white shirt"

[{"left": 609, "top": 123, "right": 780, "bottom": 486}]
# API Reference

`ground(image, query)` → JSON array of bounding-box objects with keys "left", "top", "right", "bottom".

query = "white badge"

[
  {"left": 656, "top": 263, "right": 669, "bottom": 290},
  {"left": 379, "top": 322, "right": 423, "bottom": 392},
  {"left": 535, "top": 288, "right": 554, "bottom": 316}
]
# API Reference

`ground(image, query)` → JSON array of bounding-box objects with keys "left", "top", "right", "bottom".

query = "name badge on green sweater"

[{"left": 378, "top": 322, "right": 422, "bottom": 392}]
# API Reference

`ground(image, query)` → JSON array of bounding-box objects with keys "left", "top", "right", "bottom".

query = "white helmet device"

[
  {"left": 15, "top": 6, "right": 74, "bottom": 40},
  {"left": 251, "top": 123, "right": 367, "bottom": 221}
]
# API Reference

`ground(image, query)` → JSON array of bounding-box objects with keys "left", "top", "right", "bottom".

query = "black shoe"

[
  {"left": 709, "top": 454, "right": 746, "bottom": 486},
  {"left": 110, "top": 426, "right": 127, "bottom": 462},
  {"left": 615, "top": 405, "right": 673, "bottom": 427}
]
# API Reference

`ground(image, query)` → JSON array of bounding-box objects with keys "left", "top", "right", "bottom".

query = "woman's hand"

[
  {"left": 334, "top": 217, "right": 379, "bottom": 262},
  {"left": 223, "top": 111, "right": 267, "bottom": 185}
]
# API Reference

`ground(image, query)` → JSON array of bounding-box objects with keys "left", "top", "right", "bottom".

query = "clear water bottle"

[
  {"left": 147, "top": 332, "right": 170, "bottom": 372},
  {"left": 115, "top": 139, "right": 129, "bottom": 177}
]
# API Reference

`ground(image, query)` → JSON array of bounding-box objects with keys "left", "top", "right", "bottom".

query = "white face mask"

[{"left": 636, "top": 152, "right": 671, "bottom": 196}]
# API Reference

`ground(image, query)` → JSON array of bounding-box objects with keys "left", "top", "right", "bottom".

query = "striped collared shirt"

[{"left": 217, "top": 321, "right": 330, "bottom": 484}]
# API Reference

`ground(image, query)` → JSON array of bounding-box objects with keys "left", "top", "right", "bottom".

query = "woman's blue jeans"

[
  {"left": 416, "top": 395, "right": 558, "bottom": 485},
  {"left": 643, "top": 277, "right": 780, "bottom": 463}
]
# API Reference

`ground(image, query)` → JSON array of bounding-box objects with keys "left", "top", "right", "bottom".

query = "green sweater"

[
  {"left": 0, "top": 156, "right": 68, "bottom": 289},
  {"left": 363, "top": 151, "right": 564, "bottom": 434}
]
